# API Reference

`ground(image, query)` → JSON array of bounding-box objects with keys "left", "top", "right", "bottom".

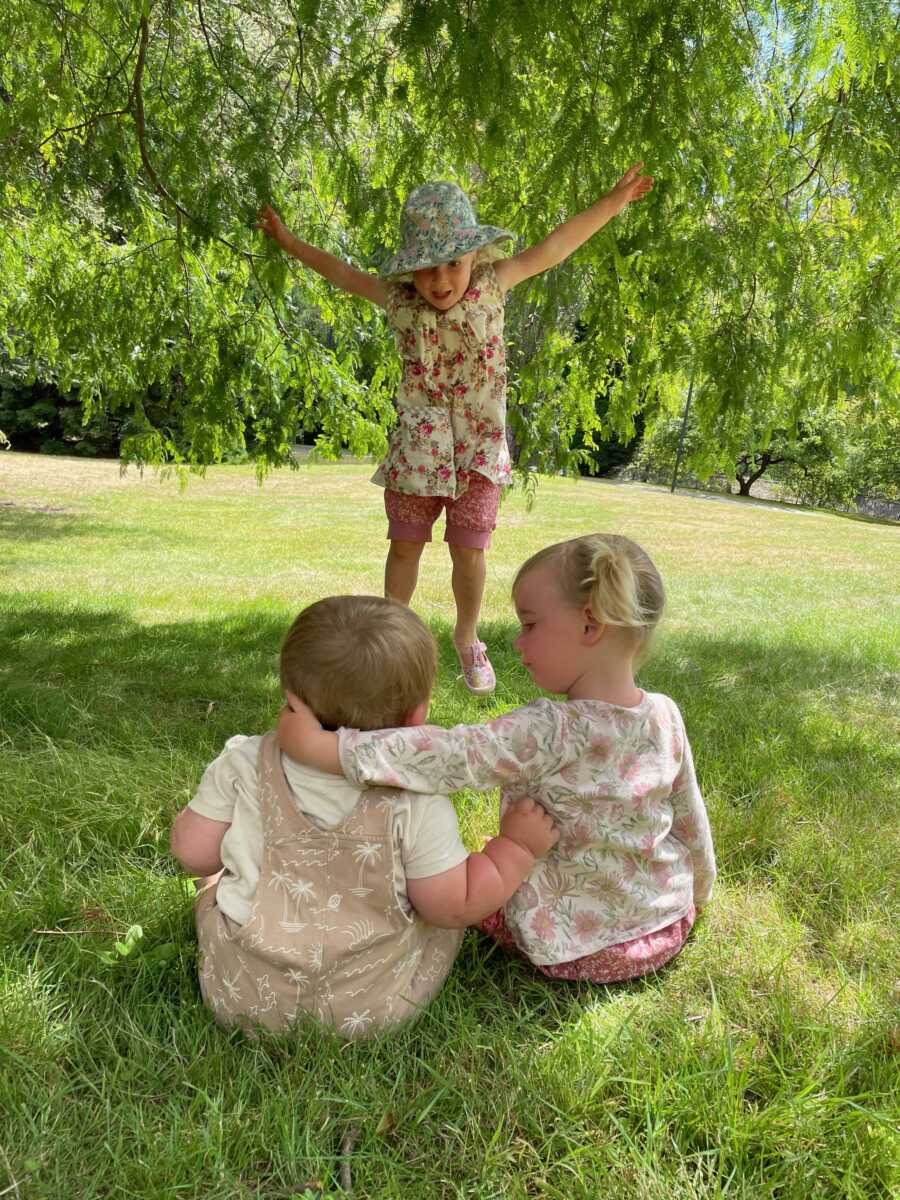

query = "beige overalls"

[{"left": 194, "top": 733, "right": 463, "bottom": 1039}]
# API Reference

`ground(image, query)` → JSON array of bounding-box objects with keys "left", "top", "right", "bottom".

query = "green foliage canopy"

[{"left": 1, "top": 1, "right": 897, "bottom": 471}]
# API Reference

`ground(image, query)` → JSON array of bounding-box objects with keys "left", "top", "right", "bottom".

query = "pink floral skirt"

[
  {"left": 478, "top": 907, "right": 696, "bottom": 983},
  {"left": 384, "top": 470, "right": 500, "bottom": 548}
]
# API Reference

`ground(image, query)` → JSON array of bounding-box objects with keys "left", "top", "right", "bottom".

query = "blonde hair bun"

[{"left": 515, "top": 534, "right": 665, "bottom": 649}]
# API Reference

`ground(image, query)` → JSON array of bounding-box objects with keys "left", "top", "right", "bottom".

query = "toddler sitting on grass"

[
  {"left": 279, "top": 535, "right": 716, "bottom": 984},
  {"left": 170, "top": 595, "right": 557, "bottom": 1038}
]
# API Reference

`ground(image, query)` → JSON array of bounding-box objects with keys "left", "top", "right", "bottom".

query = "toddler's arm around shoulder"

[{"left": 406, "top": 796, "right": 559, "bottom": 928}]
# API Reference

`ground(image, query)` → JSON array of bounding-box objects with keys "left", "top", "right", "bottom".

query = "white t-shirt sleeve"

[
  {"left": 186, "top": 736, "right": 265, "bottom": 926},
  {"left": 188, "top": 734, "right": 261, "bottom": 823},
  {"left": 395, "top": 793, "right": 470, "bottom": 880}
]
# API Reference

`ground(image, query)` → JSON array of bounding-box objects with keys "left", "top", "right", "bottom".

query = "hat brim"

[{"left": 378, "top": 225, "right": 514, "bottom": 279}]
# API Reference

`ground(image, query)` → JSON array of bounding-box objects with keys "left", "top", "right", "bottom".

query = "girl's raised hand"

[
  {"left": 255, "top": 204, "right": 285, "bottom": 242},
  {"left": 608, "top": 162, "right": 654, "bottom": 213}
]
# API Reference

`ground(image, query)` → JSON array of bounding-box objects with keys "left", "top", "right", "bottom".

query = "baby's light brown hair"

[
  {"left": 280, "top": 595, "right": 437, "bottom": 731},
  {"left": 514, "top": 533, "right": 665, "bottom": 651}
]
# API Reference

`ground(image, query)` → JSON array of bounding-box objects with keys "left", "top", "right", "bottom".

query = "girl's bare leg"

[
  {"left": 385, "top": 539, "right": 426, "bottom": 605},
  {"left": 448, "top": 543, "right": 486, "bottom": 649}
]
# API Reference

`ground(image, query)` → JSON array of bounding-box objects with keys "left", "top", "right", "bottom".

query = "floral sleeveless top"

[{"left": 372, "top": 262, "right": 513, "bottom": 499}]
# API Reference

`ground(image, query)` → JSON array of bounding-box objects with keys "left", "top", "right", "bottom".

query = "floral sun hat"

[{"left": 378, "top": 182, "right": 514, "bottom": 278}]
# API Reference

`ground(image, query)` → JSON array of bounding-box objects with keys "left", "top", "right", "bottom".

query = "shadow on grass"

[
  {"left": 0, "top": 502, "right": 115, "bottom": 551},
  {"left": 644, "top": 627, "right": 898, "bottom": 787},
  {"left": 2, "top": 598, "right": 896, "bottom": 1040},
  {"left": 3, "top": 595, "right": 895, "bottom": 856},
  {"left": 0, "top": 598, "right": 287, "bottom": 752},
  {"left": 0, "top": 604, "right": 532, "bottom": 753}
]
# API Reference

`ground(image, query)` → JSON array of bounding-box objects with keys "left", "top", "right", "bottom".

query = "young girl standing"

[
  {"left": 278, "top": 534, "right": 716, "bottom": 984},
  {"left": 257, "top": 166, "right": 653, "bottom": 693}
]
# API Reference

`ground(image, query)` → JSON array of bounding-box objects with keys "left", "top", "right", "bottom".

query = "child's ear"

[
  {"left": 403, "top": 700, "right": 430, "bottom": 727},
  {"left": 582, "top": 607, "right": 606, "bottom": 645}
]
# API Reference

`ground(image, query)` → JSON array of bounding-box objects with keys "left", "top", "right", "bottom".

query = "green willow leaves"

[{"left": 1, "top": 1, "right": 896, "bottom": 474}]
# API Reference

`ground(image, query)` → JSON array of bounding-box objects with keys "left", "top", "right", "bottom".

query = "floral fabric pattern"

[
  {"left": 384, "top": 470, "right": 500, "bottom": 538},
  {"left": 339, "top": 693, "right": 716, "bottom": 967},
  {"left": 373, "top": 262, "right": 512, "bottom": 499},
  {"left": 479, "top": 906, "right": 696, "bottom": 982}
]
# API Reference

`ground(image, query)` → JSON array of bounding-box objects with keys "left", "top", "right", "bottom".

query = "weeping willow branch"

[
  {"left": 130, "top": 14, "right": 262, "bottom": 263},
  {"left": 196, "top": 0, "right": 253, "bottom": 114},
  {"left": 780, "top": 94, "right": 842, "bottom": 200},
  {"left": 131, "top": 15, "right": 192, "bottom": 222},
  {"left": 37, "top": 107, "right": 128, "bottom": 150}
]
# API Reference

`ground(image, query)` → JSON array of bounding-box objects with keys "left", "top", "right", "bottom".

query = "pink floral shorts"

[
  {"left": 384, "top": 471, "right": 501, "bottom": 549},
  {"left": 478, "top": 907, "right": 696, "bottom": 983}
]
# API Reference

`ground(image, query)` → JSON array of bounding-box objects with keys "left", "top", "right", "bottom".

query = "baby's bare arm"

[
  {"left": 170, "top": 808, "right": 231, "bottom": 876},
  {"left": 406, "top": 797, "right": 559, "bottom": 928}
]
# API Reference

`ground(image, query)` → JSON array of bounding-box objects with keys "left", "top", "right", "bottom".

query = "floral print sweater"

[
  {"left": 339, "top": 693, "right": 716, "bottom": 965},
  {"left": 371, "top": 261, "right": 513, "bottom": 499}
]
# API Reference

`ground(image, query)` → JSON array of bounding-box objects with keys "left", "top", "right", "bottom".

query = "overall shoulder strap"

[
  {"left": 340, "top": 786, "right": 397, "bottom": 840},
  {"left": 257, "top": 731, "right": 318, "bottom": 840}
]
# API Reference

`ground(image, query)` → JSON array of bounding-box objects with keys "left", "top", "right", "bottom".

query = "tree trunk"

[{"left": 734, "top": 449, "right": 788, "bottom": 497}]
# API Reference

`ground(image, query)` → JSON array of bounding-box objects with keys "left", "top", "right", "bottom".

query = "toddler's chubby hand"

[
  {"left": 499, "top": 796, "right": 560, "bottom": 860},
  {"left": 255, "top": 203, "right": 286, "bottom": 242}
]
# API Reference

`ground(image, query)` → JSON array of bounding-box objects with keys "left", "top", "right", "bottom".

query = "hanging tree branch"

[
  {"left": 196, "top": 0, "right": 254, "bottom": 114},
  {"left": 780, "top": 92, "right": 843, "bottom": 200},
  {"left": 129, "top": 14, "right": 263, "bottom": 262},
  {"left": 131, "top": 14, "right": 192, "bottom": 223},
  {"left": 37, "top": 108, "right": 128, "bottom": 149}
]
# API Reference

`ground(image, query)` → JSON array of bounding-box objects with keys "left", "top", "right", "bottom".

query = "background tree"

[
  {"left": 1, "top": 1, "right": 896, "bottom": 471},
  {"left": 775, "top": 404, "right": 900, "bottom": 511},
  {"left": 633, "top": 395, "right": 898, "bottom": 509}
]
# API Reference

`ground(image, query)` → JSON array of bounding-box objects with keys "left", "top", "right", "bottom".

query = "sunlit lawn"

[{"left": 1, "top": 452, "right": 898, "bottom": 1198}]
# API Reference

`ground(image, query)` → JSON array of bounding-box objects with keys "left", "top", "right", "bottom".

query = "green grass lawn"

[{"left": 1, "top": 452, "right": 898, "bottom": 1199}]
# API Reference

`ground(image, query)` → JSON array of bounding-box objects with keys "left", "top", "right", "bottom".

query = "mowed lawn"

[{"left": 1, "top": 452, "right": 898, "bottom": 1200}]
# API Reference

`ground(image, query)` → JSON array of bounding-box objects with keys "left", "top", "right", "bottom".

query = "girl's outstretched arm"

[
  {"left": 256, "top": 205, "right": 389, "bottom": 308},
  {"left": 493, "top": 162, "right": 653, "bottom": 292},
  {"left": 277, "top": 693, "right": 574, "bottom": 792}
]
